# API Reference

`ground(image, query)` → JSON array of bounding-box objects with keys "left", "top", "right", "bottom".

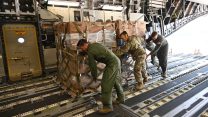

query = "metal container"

[{"left": 2, "top": 24, "right": 42, "bottom": 81}]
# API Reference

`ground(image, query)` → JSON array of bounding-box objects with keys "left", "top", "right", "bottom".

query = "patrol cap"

[{"left": 120, "top": 31, "right": 128, "bottom": 36}]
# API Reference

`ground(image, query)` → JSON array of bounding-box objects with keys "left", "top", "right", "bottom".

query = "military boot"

[
  {"left": 113, "top": 98, "right": 125, "bottom": 105},
  {"left": 136, "top": 82, "right": 144, "bottom": 90},
  {"left": 143, "top": 77, "right": 149, "bottom": 83},
  {"left": 98, "top": 107, "right": 113, "bottom": 114},
  {"left": 161, "top": 72, "right": 167, "bottom": 78}
]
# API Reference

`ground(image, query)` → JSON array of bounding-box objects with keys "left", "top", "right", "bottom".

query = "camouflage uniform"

[
  {"left": 115, "top": 35, "right": 149, "bottom": 86},
  {"left": 87, "top": 43, "right": 124, "bottom": 110}
]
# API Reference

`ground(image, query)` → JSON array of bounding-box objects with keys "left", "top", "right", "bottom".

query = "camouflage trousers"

[{"left": 134, "top": 57, "right": 148, "bottom": 84}]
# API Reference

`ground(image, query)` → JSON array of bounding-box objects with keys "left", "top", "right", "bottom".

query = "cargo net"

[{"left": 54, "top": 21, "right": 146, "bottom": 97}]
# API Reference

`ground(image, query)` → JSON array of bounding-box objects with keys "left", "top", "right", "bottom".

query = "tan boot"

[
  {"left": 113, "top": 98, "right": 125, "bottom": 105},
  {"left": 143, "top": 77, "right": 149, "bottom": 83},
  {"left": 161, "top": 72, "right": 167, "bottom": 78},
  {"left": 113, "top": 100, "right": 120, "bottom": 105},
  {"left": 98, "top": 107, "right": 113, "bottom": 114},
  {"left": 136, "top": 82, "right": 144, "bottom": 90}
]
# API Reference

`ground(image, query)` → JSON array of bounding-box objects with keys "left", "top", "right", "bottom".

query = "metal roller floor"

[
  {"left": 149, "top": 78, "right": 208, "bottom": 117},
  {"left": 0, "top": 54, "right": 208, "bottom": 117},
  {"left": 85, "top": 105, "right": 139, "bottom": 117},
  {"left": 84, "top": 55, "right": 208, "bottom": 117},
  {"left": 125, "top": 66, "right": 208, "bottom": 107}
]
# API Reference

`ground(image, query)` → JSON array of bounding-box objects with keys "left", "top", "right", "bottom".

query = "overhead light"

[
  {"left": 17, "top": 37, "right": 25, "bottom": 44},
  {"left": 102, "top": 4, "right": 123, "bottom": 11},
  {"left": 48, "top": 0, "right": 79, "bottom": 7}
]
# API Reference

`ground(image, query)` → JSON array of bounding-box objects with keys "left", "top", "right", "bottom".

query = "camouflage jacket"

[{"left": 115, "top": 35, "right": 146, "bottom": 60}]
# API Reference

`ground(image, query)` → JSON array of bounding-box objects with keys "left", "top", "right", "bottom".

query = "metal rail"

[
  {"left": 0, "top": 75, "right": 55, "bottom": 93},
  {"left": 137, "top": 74, "right": 208, "bottom": 116},
  {"left": 73, "top": 58, "right": 208, "bottom": 117},
  {"left": 0, "top": 54, "right": 208, "bottom": 117},
  {"left": 0, "top": 82, "right": 58, "bottom": 101}
]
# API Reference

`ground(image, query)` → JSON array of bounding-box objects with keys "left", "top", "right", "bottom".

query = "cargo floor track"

[{"left": 0, "top": 54, "right": 208, "bottom": 117}]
